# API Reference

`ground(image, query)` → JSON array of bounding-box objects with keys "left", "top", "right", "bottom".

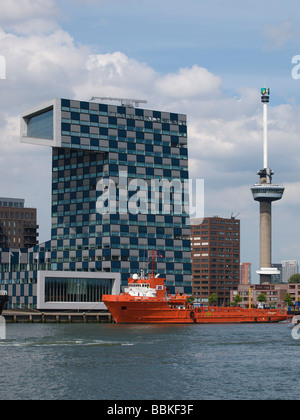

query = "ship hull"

[
  {"left": 102, "top": 296, "right": 287, "bottom": 324},
  {"left": 0, "top": 295, "right": 8, "bottom": 315}
]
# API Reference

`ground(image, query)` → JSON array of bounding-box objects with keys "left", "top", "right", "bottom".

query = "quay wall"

[{"left": 2, "top": 311, "right": 113, "bottom": 324}]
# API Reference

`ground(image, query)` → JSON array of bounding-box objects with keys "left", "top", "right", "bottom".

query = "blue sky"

[{"left": 1, "top": 0, "right": 300, "bottom": 282}]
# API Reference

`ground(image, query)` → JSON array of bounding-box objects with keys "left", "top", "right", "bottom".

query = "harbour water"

[{"left": 0, "top": 322, "right": 298, "bottom": 400}]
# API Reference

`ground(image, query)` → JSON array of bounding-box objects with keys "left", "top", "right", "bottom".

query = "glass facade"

[
  {"left": 27, "top": 108, "right": 53, "bottom": 139},
  {"left": 52, "top": 98, "right": 192, "bottom": 292},
  {"left": 45, "top": 276, "right": 112, "bottom": 303}
]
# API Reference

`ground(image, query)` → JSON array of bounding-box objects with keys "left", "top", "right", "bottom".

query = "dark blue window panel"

[
  {"left": 145, "top": 144, "right": 153, "bottom": 153},
  {"left": 110, "top": 214, "right": 120, "bottom": 222},
  {"left": 162, "top": 123, "right": 170, "bottom": 131},
  {"left": 112, "top": 261, "right": 121, "bottom": 269},
  {"left": 136, "top": 155, "right": 145, "bottom": 163},
  {"left": 153, "top": 111, "right": 161, "bottom": 119},
  {"left": 62, "top": 122, "right": 70, "bottom": 131},
  {"left": 80, "top": 125, "right": 89, "bottom": 134},
  {"left": 71, "top": 137, "right": 80, "bottom": 145},
  {"left": 108, "top": 116, "right": 117, "bottom": 126},
  {"left": 128, "top": 143, "right": 136, "bottom": 151},
  {"left": 90, "top": 114, "right": 98, "bottom": 123},
  {"left": 171, "top": 136, "right": 179, "bottom": 146},
  {"left": 172, "top": 158, "right": 180, "bottom": 166},
  {"left": 71, "top": 112, "right": 80, "bottom": 120},
  {"left": 117, "top": 106, "right": 126, "bottom": 115},
  {"left": 175, "top": 275, "right": 183, "bottom": 283},
  {"left": 154, "top": 134, "right": 162, "bottom": 142},
  {"left": 99, "top": 104, "right": 108, "bottom": 112},
  {"left": 109, "top": 164, "right": 119, "bottom": 172},
  {"left": 135, "top": 108, "right": 144, "bottom": 117},
  {"left": 130, "top": 262, "right": 139, "bottom": 270},
  {"left": 118, "top": 153, "right": 127, "bottom": 162},
  {"left": 61, "top": 99, "right": 70, "bottom": 107},
  {"left": 180, "top": 171, "right": 189, "bottom": 179},
  {"left": 145, "top": 121, "right": 153, "bottom": 130},
  {"left": 118, "top": 129, "right": 127, "bottom": 138},
  {"left": 130, "top": 237, "right": 138, "bottom": 245},
  {"left": 127, "top": 119, "right": 135, "bottom": 127},
  {"left": 146, "top": 168, "right": 154, "bottom": 176},
  {"left": 100, "top": 127, "right": 108, "bottom": 135},
  {"left": 179, "top": 125, "right": 187, "bottom": 134},
  {"left": 183, "top": 240, "right": 191, "bottom": 247},
  {"left": 120, "top": 225, "right": 129, "bottom": 233},
  {"left": 109, "top": 140, "right": 118, "bottom": 149},
  {"left": 90, "top": 139, "right": 99, "bottom": 147},
  {"left": 80, "top": 101, "right": 89, "bottom": 110},
  {"left": 170, "top": 113, "right": 178, "bottom": 121},
  {"left": 128, "top": 166, "right": 136, "bottom": 175},
  {"left": 136, "top": 131, "right": 144, "bottom": 140}
]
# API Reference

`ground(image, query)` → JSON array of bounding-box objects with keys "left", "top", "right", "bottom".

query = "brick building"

[
  {"left": 0, "top": 198, "right": 38, "bottom": 249},
  {"left": 191, "top": 216, "right": 240, "bottom": 306}
]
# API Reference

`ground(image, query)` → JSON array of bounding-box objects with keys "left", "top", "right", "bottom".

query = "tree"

[
  {"left": 186, "top": 296, "right": 195, "bottom": 306},
  {"left": 257, "top": 293, "right": 267, "bottom": 304},
  {"left": 283, "top": 293, "right": 293, "bottom": 308},
  {"left": 208, "top": 293, "right": 218, "bottom": 306},
  {"left": 288, "top": 274, "right": 300, "bottom": 284},
  {"left": 231, "top": 294, "right": 242, "bottom": 307}
]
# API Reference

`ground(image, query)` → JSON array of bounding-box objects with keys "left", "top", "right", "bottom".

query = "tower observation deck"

[{"left": 250, "top": 88, "right": 284, "bottom": 284}]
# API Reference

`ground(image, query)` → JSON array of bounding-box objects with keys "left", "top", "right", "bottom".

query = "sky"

[{"left": 1, "top": 0, "right": 300, "bottom": 282}]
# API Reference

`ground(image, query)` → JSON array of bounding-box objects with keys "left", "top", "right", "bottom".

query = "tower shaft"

[
  {"left": 251, "top": 88, "right": 284, "bottom": 284},
  {"left": 260, "top": 201, "right": 271, "bottom": 271}
]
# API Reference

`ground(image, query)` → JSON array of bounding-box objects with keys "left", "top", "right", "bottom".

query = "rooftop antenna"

[
  {"left": 231, "top": 212, "right": 240, "bottom": 220},
  {"left": 90, "top": 97, "right": 148, "bottom": 108},
  {"left": 261, "top": 87, "right": 270, "bottom": 171}
]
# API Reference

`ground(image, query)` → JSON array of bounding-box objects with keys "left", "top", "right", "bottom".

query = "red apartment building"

[
  {"left": 0, "top": 198, "right": 38, "bottom": 249},
  {"left": 191, "top": 216, "right": 240, "bottom": 306}
]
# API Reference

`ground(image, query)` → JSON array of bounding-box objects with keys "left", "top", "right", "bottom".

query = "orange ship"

[{"left": 102, "top": 273, "right": 287, "bottom": 324}]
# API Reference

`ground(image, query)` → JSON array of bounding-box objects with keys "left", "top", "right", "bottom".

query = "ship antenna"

[{"left": 152, "top": 250, "right": 155, "bottom": 278}]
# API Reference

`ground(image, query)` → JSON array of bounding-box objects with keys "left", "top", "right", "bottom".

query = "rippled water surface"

[{"left": 0, "top": 322, "right": 298, "bottom": 400}]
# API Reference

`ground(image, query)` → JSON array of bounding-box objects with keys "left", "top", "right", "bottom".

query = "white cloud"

[
  {"left": 0, "top": 0, "right": 59, "bottom": 34},
  {"left": 155, "top": 65, "right": 222, "bottom": 99},
  {"left": 263, "top": 20, "right": 294, "bottom": 50}
]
